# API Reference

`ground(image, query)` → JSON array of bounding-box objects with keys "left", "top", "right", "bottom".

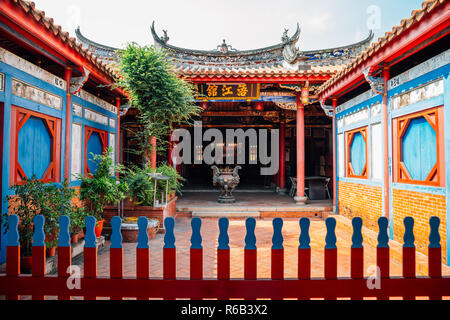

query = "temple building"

[
  {"left": 318, "top": 0, "right": 449, "bottom": 265},
  {"left": 0, "top": 0, "right": 127, "bottom": 263},
  {"left": 76, "top": 21, "right": 373, "bottom": 206}
]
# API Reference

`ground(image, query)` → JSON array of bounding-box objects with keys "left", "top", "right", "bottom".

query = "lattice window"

[
  {"left": 84, "top": 126, "right": 108, "bottom": 175},
  {"left": 11, "top": 106, "right": 61, "bottom": 184},
  {"left": 346, "top": 127, "right": 368, "bottom": 179},
  {"left": 393, "top": 107, "right": 443, "bottom": 186}
]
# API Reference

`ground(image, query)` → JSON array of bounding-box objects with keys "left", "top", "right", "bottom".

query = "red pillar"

[
  {"left": 332, "top": 98, "right": 337, "bottom": 211},
  {"left": 115, "top": 97, "right": 121, "bottom": 172},
  {"left": 168, "top": 129, "right": 173, "bottom": 167},
  {"left": 295, "top": 92, "right": 307, "bottom": 205},
  {"left": 382, "top": 67, "right": 390, "bottom": 218},
  {"left": 64, "top": 67, "right": 72, "bottom": 181},
  {"left": 151, "top": 136, "right": 157, "bottom": 169},
  {"left": 279, "top": 120, "right": 286, "bottom": 191}
]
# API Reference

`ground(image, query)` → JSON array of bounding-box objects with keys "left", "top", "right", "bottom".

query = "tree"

[{"left": 117, "top": 43, "right": 201, "bottom": 166}]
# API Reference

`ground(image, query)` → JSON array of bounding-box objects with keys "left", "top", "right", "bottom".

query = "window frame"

[
  {"left": 84, "top": 126, "right": 108, "bottom": 175},
  {"left": 10, "top": 105, "right": 61, "bottom": 185},
  {"left": 392, "top": 106, "right": 444, "bottom": 187},
  {"left": 345, "top": 126, "right": 369, "bottom": 179}
]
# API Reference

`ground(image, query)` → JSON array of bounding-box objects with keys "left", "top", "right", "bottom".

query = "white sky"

[{"left": 32, "top": 0, "right": 425, "bottom": 51}]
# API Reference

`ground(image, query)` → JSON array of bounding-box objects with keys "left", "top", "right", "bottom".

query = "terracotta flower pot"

[
  {"left": 71, "top": 233, "right": 79, "bottom": 244},
  {"left": 46, "top": 247, "right": 56, "bottom": 257},
  {"left": 95, "top": 220, "right": 104, "bottom": 238}
]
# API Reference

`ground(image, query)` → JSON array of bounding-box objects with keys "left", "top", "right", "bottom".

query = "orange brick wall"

[
  {"left": 338, "top": 181, "right": 383, "bottom": 231},
  {"left": 392, "top": 188, "right": 447, "bottom": 264}
]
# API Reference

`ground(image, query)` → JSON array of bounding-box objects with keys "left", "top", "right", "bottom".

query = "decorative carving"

[
  {"left": 319, "top": 99, "right": 334, "bottom": 118},
  {"left": 120, "top": 104, "right": 132, "bottom": 117},
  {"left": 161, "top": 30, "right": 170, "bottom": 43},
  {"left": 363, "top": 67, "right": 385, "bottom": 95},
  {"left": 215, "top": 40, "right": 237, "bottom": 53},
  {"left": 70, "top": 67, "right": 90, "bottom": 95},
  {"left": 212, "top": 166, "right": 242, "bottom": 203},
  {"left": 275, "top": 102, "right": 297, "bottom": 111}
]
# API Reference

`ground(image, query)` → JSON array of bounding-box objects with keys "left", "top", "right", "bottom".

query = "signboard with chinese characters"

[{"left": 196, "top": 83, "right": 260, "bottom": 100}]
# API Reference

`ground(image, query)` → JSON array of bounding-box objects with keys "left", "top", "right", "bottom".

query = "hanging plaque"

[{"left": 196, "top": 83, "right": 260, "bottom": 100}]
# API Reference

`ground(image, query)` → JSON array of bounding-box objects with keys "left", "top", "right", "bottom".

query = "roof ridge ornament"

[
  {"left": 215, "top": 39, "right": 237, "bottom": 54},
  {"left": 281, "top": 23, "right": 308, "bottom": 64},
  {"left": 161, "top": 30, "right": 170, "bottom": 44}
]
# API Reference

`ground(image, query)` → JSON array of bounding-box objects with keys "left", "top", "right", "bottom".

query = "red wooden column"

[
  {"left": 168, "top": 129, "right": 173, "bottom": 167},
  {"left": 279, "top": 120, "right": 286, "bottom": 192},
  {"left": 64, "top": 67, "right": 72, "bottom": 181},
  {"left": 332, "top": 98, "right": 338, "bottom": 211},
  {"left": 116, "top": 97, "right": 121, "bottom": 173},
  {"left": 151, "top": 136, "right": 157, "bottom": 169},
  {"left": 295, "top": 92, "right": 307, "bottom": 205},
  {"left": 382, "top": 67, "right": 390, "bottom": 218}
]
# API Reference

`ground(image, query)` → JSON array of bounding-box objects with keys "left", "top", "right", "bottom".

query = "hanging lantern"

[
  {"left": 255, "top": 102, "right": 264, "bottom": 111},
  {"left": 301, "top": 86, "right": 310, "bottom": 105}
]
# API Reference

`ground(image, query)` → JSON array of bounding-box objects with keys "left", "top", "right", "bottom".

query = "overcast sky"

[{"left": 32, "top": 0, "right": 425, "bottom": 51}]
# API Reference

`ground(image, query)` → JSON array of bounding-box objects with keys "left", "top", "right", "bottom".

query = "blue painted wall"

[{"left": 0, "top": 56, "right": 119, "bottom": 264}]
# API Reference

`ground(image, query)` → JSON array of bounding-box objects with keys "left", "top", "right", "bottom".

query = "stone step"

[{"left": 192, "top": 211, "right": 260, "bottom": 218}]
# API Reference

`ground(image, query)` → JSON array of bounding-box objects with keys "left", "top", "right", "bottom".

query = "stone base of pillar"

[
  {"left": 294, "top": 196, "right": 308, "bottom": 205},
  {"left": 276, "top": 188, "right": 287, "bottom": 195}
]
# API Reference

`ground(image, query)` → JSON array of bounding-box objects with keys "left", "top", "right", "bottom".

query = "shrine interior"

[{"left": 120, "top": 93, "right": 333, "bottom": 196}]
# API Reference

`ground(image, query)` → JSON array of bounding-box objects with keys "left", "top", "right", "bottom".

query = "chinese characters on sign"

[{"left": 197, "top": 83, "right": 260, "bottom": 100}]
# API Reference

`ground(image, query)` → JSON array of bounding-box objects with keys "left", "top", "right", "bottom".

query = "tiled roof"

[
  {"left": 317, "top": 0, "right": 447, "bottom": 96},
  {"left": 9, "top": 0, "right": 119, "bottom": 81},
  {"left": 174, "top": 63, "right": 345, "bottom": 80}
]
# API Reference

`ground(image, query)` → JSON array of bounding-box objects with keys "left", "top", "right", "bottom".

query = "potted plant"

[
  {"left": 77, "top": 148, "right": 128, "bottom": 238},
  {"left": 69, "top": 206, "right": 87, "bottom": 244},
  {"left": 2, "top": 178, "right": 51, "bottom": 272}
]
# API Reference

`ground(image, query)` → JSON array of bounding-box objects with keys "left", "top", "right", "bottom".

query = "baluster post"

[
  {"left": 32, "top": 215, "right": 46, "bottom": 300},
  {"left": 136, "top": 217, "right": 150, "bottom": 300},
  {"left": 110, "top": 216, "right": 123, "bottom": 300},
  {"left": 58, "top": 216, "right": 72, "bottom": 300},
  {"left": 217, "top": 218, "right": 230, "bottom": 300},
  {"left": 163, "top": 218, "right": 176, "bottom": 300},
  {"left": 6, "top": 215, "right": 20, "bottom": 300},
  {"left": 84, "top": 216, "right": 98, "bottom": 300}
]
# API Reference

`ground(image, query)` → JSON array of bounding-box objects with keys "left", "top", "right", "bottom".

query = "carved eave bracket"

[
  {"left": 363, "top": 67, "right": 385, "bottom": 95},
  {"left": 69, "top": 66, "right": 90, "bottom": 95},
  {"left": 319, "top": 99, "right": 334, "bottom": 118},
  {"left": 275, "top": 102, "right": 298, "bottom": 111},
  {"left": 120, "top": 104, "right": 132, "bottom": 117}
]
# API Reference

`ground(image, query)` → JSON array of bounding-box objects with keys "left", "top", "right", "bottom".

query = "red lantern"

[
  {"left": 301, "top": 86, "right": 310, "bottom": 105},
  {"left": 255, "top": 102, "right": 264, "bottom": 111}
]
